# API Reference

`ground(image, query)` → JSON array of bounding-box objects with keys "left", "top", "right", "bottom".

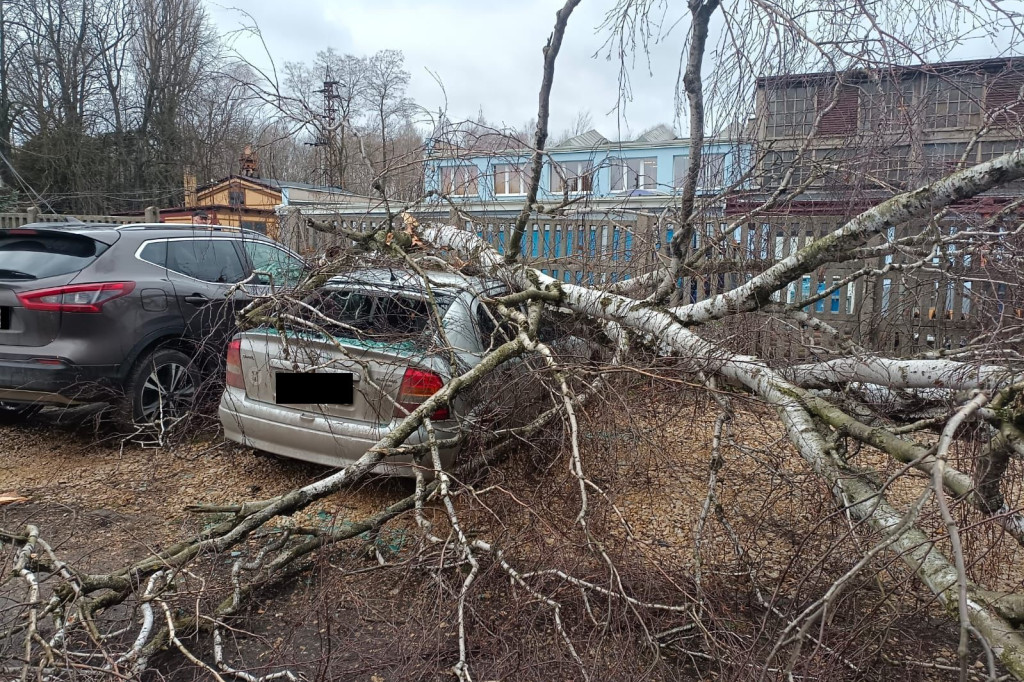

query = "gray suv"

[{"left": 0, "top": 222, "right": 305, "bottom": 427}]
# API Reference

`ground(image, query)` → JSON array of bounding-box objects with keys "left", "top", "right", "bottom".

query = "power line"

[{"left": 0, "top": 147, "right": 66, "bottom": 219}]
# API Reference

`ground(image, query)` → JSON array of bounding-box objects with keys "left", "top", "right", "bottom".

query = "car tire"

[{"left": 116, "top": 348, "right": 201, "bottom": 431}]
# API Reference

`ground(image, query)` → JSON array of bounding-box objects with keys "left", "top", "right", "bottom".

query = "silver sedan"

[{"left": 219, "top": 269, "right": 518, "bottom": 476}]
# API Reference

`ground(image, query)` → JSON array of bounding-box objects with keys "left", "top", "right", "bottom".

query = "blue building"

[
  {"left": 418, "top": 125, "right": 748, "bottom": 281},
  {"left": 424, "top": 125, "right": 746, "bottom": 210},
  {"left": 282, "top": 125, "right": 749, "bottom": 284}
]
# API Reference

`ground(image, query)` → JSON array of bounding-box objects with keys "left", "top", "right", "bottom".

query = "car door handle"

[{"left": 184, "top": 294, "right": 210, "bottom": 306}]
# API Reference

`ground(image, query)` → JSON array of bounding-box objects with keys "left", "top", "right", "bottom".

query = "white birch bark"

[
  {"left": 421, "top": 223, "right": 1024, "bottom": 678},
  {"left": 786, "top": 357, "right": 1021, "bottom": 391}
]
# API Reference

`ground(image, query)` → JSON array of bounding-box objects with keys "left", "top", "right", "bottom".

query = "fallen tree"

[{"left": 4, "top": 0, "right": 1024, "bottom": 680}]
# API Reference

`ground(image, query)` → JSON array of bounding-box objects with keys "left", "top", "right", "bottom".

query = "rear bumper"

[
  {"left": 0, "top": 357, "right": 120, "bottom": 405},
  {"left": 218, "top": 387, "right": 459, "bottom": 477}
]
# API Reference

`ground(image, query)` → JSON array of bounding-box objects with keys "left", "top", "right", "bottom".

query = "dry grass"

[{"left": 1, "top": 383, "right": 1022, "bottom": 680}]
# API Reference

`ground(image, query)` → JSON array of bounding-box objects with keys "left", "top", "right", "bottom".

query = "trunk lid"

[{"left": 237, "top": 329, "right": 436, "bottom": 424}]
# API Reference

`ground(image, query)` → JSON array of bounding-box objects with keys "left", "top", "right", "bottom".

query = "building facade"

[
  {"left": 160, "top": 175, "right": 357, "bottom": 240},
  {"left": 719, "top": 57, "right": 1024, "bottom": 355},
  {"left": 424, "top": 125, "right": 745, "bottom": 209},
  {"left": 414, "top": 126, "right": 746, "bottom": 282}
]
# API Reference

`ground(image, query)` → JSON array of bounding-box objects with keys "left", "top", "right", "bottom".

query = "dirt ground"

[{"left": 1, "top": 395, "right": 1019, "bottom": 680}]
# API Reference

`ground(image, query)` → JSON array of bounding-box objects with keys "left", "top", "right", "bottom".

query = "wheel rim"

[{"left": 138, "top": 361, "right": 196, "bottom": 424}]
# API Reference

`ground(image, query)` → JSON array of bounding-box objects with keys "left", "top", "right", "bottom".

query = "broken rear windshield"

[{"left": 302, "top": 289, "right": 451, "bottom": 343}]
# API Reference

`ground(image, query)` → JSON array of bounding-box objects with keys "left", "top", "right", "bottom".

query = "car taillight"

[
  {"left": 226, "top": 338, "right": 244, "bottom": 389},
  {"left": 17, "top": 282, "right": 136, "bottom": 313},
  {"left": 394, "top": 367, "right": 449, "bottom": 421}
]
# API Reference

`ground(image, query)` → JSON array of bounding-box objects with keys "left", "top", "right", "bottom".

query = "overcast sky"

[
  {"left": 208, "top": 0, "right": 686, "bottom": 140},
  {"left": 207, "top": 0, "right": 1021, "bottom": 142}
]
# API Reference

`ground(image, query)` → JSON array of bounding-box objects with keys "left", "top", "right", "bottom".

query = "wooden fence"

[
  {"left": 280, "top": 206, "right": 1020, "bottom": 357},
  {"left": 0, "top": 207, "right": 156, "bottom": 229}
]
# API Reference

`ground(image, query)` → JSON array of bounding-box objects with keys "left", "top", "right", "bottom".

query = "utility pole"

[{"left": 307, "top": 78, "right": 340, "bottom": 187}]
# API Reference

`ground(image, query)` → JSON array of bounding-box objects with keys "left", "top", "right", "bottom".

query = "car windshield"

[
  {"left": 0, "top": 232, "right": 108, "bottom": 280},
  {"left": 302, "top": 288, "right": 452, "bottom": 345}
]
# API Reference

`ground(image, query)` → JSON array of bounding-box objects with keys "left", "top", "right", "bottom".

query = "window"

[
  {"left": 762, "top": 149, "right": 809, "bottom": 187},
  {"left": 441, "top": 165, "right": 480, "bottom": 196},
  {"left": 765, "top": 85, "right": 816, "bottom": 137},
  {"left": 240, "top": 220, "right": 266, "bottom": 235},
  {"left": 476, "top": 303, "right": 516, "bottom": 351},
  {"left": 861, "top": 80, "right": 914, "bottom": 132},
  {"left": 306, "top": 290, "right": 444, "bottom": 343},
  {"left": 138, "top": 241, "right": 167, "bottom": 269},
  {"left": 493, "top": 164, "right": 526, "bottom": 196},
  {"left": 611, "top": 157, "right": 658, "bottom": 191},
  {"left": 922, "top": 143, "right": 969, "bottom": 179},
  {"left": 228, "top": 189, "right": 245, "bottom": 207},
  {"left": 242, "top": 240, "right": 305, "bottom": 288},
  {"left": 979, "top": 140, "right": 1023, "bottom": 162},
  {"left": 868, "top": 145, "right": 911, "bottom": 185},
  {"left": 815, "top": 147, "right": 858, "bottom": 185},
  {"left": 672, "top": 155, "right": 688, "bottom": 187},
  {"left": 925, "top": 76, "right": 983, "bottom": 130},
  {"left": 830, "top": 276, "right": 841, "bottom": 313},
  {"left": 846, "top": 282, "right": 856, "bottom": 314},
  {"left": 165, "top": 239, "right": 246, "bottom": 284},
  {"left": 814, "top": 279, "right": 826, "bottom": 313},
  {"left": 674, "top": 153, "right": 726, "bottom": 189},
  {"left": 0, "top": 232, "right": 108, "bottom": 281},
  {"left": 881, "top": 278, "right": 892, "bottom": 316},
  {"left": 700, "top": 154, "right": 726, "bottom": 189},
  {"left": 550, "top": 160, "right": 594, "bottom": 193},
  {"left": 962, "top": 281, "right": 972, "bottom": 317}
]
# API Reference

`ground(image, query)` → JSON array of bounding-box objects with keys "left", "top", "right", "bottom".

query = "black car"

[{"left": 0, "top": 222, "right": 305, "bottom": 427}]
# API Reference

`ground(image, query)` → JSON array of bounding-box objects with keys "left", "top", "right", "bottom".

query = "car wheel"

[{"left": 119, "top": 348, "right": 201, "bottom": 430}]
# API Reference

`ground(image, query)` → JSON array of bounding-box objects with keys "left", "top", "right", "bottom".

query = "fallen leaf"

[{"left": 0, "top": 492, "right": 29, "bottom": 505}]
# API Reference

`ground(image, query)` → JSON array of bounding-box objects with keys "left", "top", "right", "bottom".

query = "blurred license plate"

[
  {"left": 275, "top": 372, "right": 353, "bottom": 405},
  {"left": 0, "top": 307, "right": 8, "bottom": 330}
]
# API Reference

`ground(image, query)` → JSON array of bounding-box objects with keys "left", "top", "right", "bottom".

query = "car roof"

[
  {"left": 325, "top": 268, "right": 506, "bottom": 296},
  {"left": 6, "top": 222, "right": 125, "bottom": 245},
  {"left": 3, "top": 222, "right": 289, "bottom": 251},
  {"left": 113, "top": 223, "right": 275, "bottom": 240}
]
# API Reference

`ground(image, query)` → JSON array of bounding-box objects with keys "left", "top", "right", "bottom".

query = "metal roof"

[
  {"left": 635, "top": 124, "right": 676, "bottom": 143},
  {"left": 196, "top": 174, "right": 352, "bottom": 195},
  {"left": 552, "top": 129, "right": 610, "bottom": 150}
]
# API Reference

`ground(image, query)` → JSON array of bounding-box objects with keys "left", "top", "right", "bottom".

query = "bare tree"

[{"left": 5, "top": 1, "right": 1024, "bottom": 681}]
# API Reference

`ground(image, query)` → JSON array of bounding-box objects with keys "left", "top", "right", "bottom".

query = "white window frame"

[
  {"left": 610, "top": 157, "right": 658, "bottom": 192},
  {"left": 492, "top": 163, "right": 526, "bottom": 196},
  {"left": 440, "top": 165, "right": 480, "bottom": 197},
  {"left": 550, "top": 160, "right": 595, "bottom": 194}
]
